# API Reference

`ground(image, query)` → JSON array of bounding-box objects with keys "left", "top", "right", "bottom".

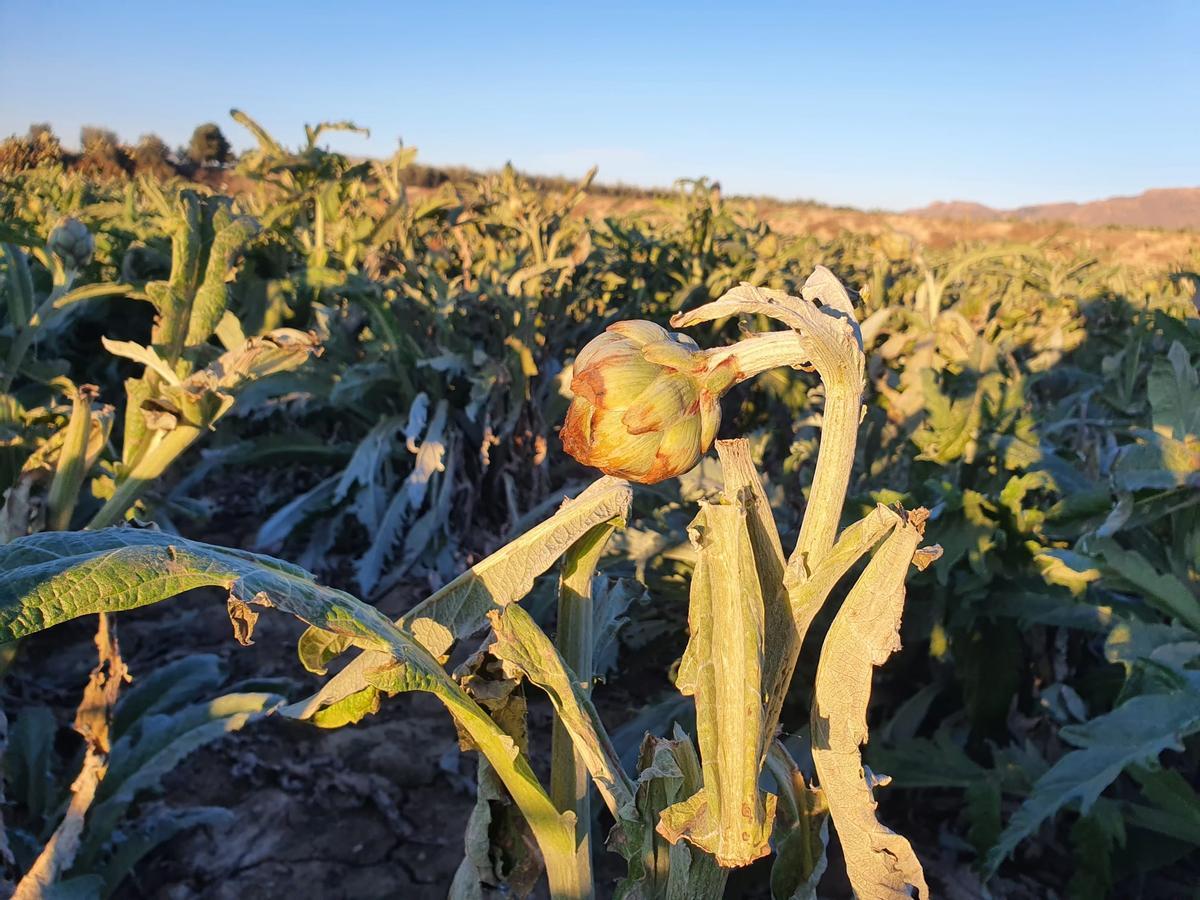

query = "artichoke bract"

[
  {"left": 561, "top": 320, "right": 735, "bottom": 483},
  {"left": 47, "top": 217, "right": 94, "bottom": 271}
]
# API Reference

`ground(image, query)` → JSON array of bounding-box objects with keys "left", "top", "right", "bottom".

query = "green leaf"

[
  {"left": 1124, "top": 767, "right": 1200, "bottom": 846},
  {"left": 489, "top": 603, "right": 637, "bottom": 826},
  {"left": 80, "top": 693, "right": 280, "bottom": 870},
  {"left": 100, "top": 338, "right": 181, "bottom": 386},
  {"left": 713, "top": 440, "right": 791, "bottom": 756},
  {"left": 1113, "top": 431, "right": 1200, "bottom": 492},
  {"left": 1148, "top": 341, "right": 1200, "bottom": 441},
  {"left": 767, "top": 744, "right": 829, "bottom": 900},
  {"left": 1068, "top": 802, "right": 1124, "bottom": 900},
  {"left": 614, "top": 730, "right": 725, "bottom": 900},
  {"left": 288, "top": 476, "right": 632, "bottom": 720},
  {"left": 6, "top": 706, "right": 59, "bottom": 822},
  {"left": 0, "top": 529, "right": 395, "bottom": 648},
  {"left": 185, "top": 211, "right": 259, "bottom": 346},
  {"left": 253, "top": 473, "right": 338, "bottom": 551},
  {"left": 296, "top": 625, "right": 353, "bottom": 675},
  {"left": 112, "top": 654, "right": 225, "bottom": 738},
  {"left": 1096, "top": 540, "right": 1200, "bottom": 631},
  {"left": 0, "top": 527, "right": 580, "bottom": 895},
  {"left": 2, "top": 242, "right": 35, "bottom": 327},
  {"left": 1032, "top": 547, "right": 1102, "bottom": 597},
  {"left": 984, "top": 690, "right": 1200, "bottom": 876}
]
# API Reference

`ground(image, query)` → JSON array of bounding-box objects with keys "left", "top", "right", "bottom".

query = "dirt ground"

[{"left": 5, "top": 571, "right": 1049, "bottom": 900}]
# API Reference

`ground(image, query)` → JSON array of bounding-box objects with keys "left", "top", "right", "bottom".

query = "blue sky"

[{"left": 2, "top": 1, "right": 1197, "bottom": 210}]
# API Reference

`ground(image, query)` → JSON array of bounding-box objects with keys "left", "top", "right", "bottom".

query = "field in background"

[{"left": 1, "top": 114, "right": 1198, "bottom": 899}]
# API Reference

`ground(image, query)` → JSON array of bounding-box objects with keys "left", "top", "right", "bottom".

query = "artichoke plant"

[
  {"left": 561, "top": 320, "right": 736, "bottom": 482},
  {"left": 46, "top": 217, "right": 94, "bottom": 272}
]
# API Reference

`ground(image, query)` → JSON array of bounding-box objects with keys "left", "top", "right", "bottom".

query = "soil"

[
  {"left": 11, "top": 516, "right": 1199, "bottom": 898},
  {"left": 1, "top": 556, "right": 1030, "bottom": 900}
]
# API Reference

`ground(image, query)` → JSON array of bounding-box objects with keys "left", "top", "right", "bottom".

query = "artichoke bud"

[
  {"left": 561, "top": 320, "right": 736, "bottom": 483},
  {"left": 47, "top": 217, "right": 94, "bottom": 271}
]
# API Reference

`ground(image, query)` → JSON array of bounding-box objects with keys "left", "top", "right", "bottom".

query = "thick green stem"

[
  {"left": 86, "top": 426, "right": 201, "bottom": 529},
  {"left": 46, "top": 389, "right": 94, "bottom": 531},
  {"left": 447, "top": 685, "right": 584, "bottom": 898},
  {"left": 550, "top": 522, "right": 617, "bottom": 900}
]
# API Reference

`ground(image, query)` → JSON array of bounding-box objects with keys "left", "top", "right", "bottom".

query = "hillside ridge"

[{"left": 909, "top": 187, "right": 1200, "bottom": 230}]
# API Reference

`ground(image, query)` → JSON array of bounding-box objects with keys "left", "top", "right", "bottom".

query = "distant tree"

[
  {"left": 80, "top": 126, "right": 119, "bottom": 152},
  {"left": 0, "top": 123, "right": 63, "bottom": 174},
  {"left": 188, "top": 123, "right": 232, "bottom": 167},
  {"left": 77, "top": 125, "right": 129, "bottom": 178},
  {"left": 132, "top": 133, "right": 175, "bottom": 178}
]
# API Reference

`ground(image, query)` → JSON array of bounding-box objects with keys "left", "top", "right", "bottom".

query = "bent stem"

[{"left": 791, "top": 382, "right": 862, "bottom": 566}]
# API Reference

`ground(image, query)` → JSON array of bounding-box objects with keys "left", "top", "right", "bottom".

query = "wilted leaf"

[
  {"left": 810, "top": 510, "right": 929, "bottom": 900},
  {"left": 658, "top": 498, "right": 776, "bottom": 868}
]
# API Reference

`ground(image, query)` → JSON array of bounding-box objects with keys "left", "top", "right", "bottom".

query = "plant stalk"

[
  {"left": 792, "top": 382, "right": 862, "bottom": 566},
  {"left": 86, "top": 425, "right": 201, "bottom": 529},
  {"left": 46, "top": 387, "right": 94, "bottom": 531},
  {"left": 550, "top": 523, "right": 616, "bottom": 900}
]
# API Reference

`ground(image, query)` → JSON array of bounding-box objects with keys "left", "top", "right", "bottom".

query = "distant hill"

[{"left": 908, "top": 187, "right": 1200, "bottom": 230}]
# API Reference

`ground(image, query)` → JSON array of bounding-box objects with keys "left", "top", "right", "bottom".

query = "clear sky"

[{"left": 1, "top": 1, "right": 1197, "bottom": 210}]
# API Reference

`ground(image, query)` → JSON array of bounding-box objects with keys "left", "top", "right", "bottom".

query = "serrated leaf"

[
  {"left": 254, "top": 472, "right": 338, "bottom": 552},
  {"left": 984, "top": 690, "right": 1200, "bottom": 876},
  {"left": 1148, "top": 341, "right": 1200, "bottom": 440}
]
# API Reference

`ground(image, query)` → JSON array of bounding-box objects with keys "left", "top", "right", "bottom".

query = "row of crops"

[{"left": 0, "top": 113, "right": 1197, "bottom": 898}]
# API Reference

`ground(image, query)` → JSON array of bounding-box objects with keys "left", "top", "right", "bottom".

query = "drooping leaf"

[
  {"left": 0, "top": 527, "right": 580, "bottom": 892},
  {"left": 488, "top": 603, "right": 637, "bottom": 825},
  {"left": 810, "top": 509, "right": 931, "bottom": 900},
  {"left": 288, "top": 476, "right": 632, "bottom": 720}
]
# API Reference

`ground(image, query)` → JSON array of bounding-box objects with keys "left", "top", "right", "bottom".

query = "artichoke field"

[{"left": 0, "top": 113, "right": 1197, "bottom": 898}]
